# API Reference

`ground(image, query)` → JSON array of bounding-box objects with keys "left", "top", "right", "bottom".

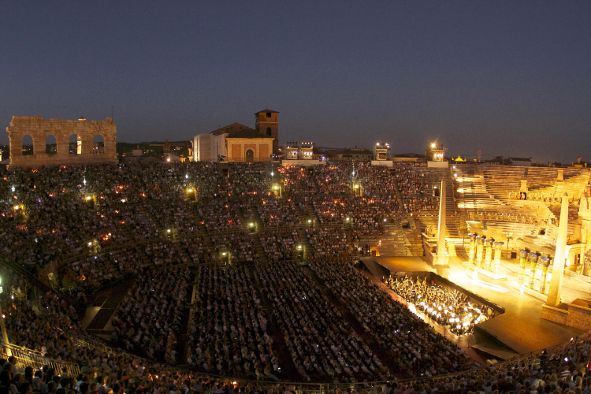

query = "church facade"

[{"left": 192, "top": 109, "right": 277, "bottom": 163}]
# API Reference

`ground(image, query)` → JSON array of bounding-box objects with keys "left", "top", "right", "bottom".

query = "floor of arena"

[{"left": 366, "top": 255, "right": 585, "bottom": 358}]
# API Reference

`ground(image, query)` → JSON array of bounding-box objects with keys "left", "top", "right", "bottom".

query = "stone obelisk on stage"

[
  {"left": 547, "top": 193, "right": 569, "bottom": 307},
  {"left": 435, "top": 179, "right": 448, "bottom": 265}
]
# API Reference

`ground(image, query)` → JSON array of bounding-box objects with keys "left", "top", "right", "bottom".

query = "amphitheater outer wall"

[{"left": 6, "top": 116, "right": 117, "bottom": 167}]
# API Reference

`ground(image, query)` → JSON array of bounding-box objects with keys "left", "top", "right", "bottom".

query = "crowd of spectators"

[
  {"left": 259, "top": 230, "right": 299, "bottom": 262},
  {"left": 111, "top": 264, "right": 191, "bottom": 363},
  {"left": 385, "top": 274, "right": 496, "bottom": 335},
  {"left": 253, "top": 259, "right": 389, "bottom": 382},
  {"left": 308, "top": 259, "right": 470, "bottom": 376},
  {"left": 0, "top": 160, "right": 445, "bottom": 276},
  {"left": 2, "top": 160, "right": 591, "bottom": 392},
  {"left": 3, "top": 268, "right": 591, "bottom": 392},
  {"left": 392, "top": 335, "right": 591, "bottom": 393},
  {"left": 393, "top": 164, "right": 440, "bottom": 215},
  {"left": 186, "top": 263, "right": 279, "bottom": 380}
]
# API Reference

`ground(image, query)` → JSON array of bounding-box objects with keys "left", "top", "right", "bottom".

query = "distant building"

[
  {"left": 282, "top": 141, "right": 323, "bottom": 167},
  {"left": 285, "top": 141, "right": 314, "bottom": 160},
  {"left": 192, "top": 109, "right": 277, "bottom": 163}
]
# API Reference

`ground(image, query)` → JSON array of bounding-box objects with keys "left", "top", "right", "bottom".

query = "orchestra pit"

[{"left": 1, "top": 156, "right": 591, "bottom": 393}]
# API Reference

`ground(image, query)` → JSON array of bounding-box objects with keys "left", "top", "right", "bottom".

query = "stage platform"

[{"left": 364, "top": 256, "right": 585, "bottom": 358}]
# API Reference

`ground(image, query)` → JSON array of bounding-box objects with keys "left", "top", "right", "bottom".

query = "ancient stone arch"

[
  {"left": 45, "top": 134, "right": 57, "bottom": 155},
  {"left": 21, "top": 135, "right": 34, "bottom": 156},
  {"left": 93, "top": 134, "right": 105, "bottom": 154},
  {"left": 6, "top": 116, "right": 117, "bottom": 167}
]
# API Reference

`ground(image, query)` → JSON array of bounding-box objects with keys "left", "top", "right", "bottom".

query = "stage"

[{"left": 363, "top": 255, "right": 586, "bottom": 359}]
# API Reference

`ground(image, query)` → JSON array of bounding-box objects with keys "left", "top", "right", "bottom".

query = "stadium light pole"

[{"left": 0, "top": 277, "right": 11, "bottom": 356}]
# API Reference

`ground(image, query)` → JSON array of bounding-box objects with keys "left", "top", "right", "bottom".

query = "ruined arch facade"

[{"left": 6, "top": 116, "right": 117, "bottom": 167}]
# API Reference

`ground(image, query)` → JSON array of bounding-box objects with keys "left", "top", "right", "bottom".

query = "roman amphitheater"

[{"left": 1, "top": 122, "right": 591, "bottom": 392}]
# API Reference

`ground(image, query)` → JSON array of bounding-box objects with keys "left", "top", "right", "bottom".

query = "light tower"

[
  {"left": 374, "top": 142, "right": 390, "bottom": 161},
  {"left": 427, "top": 141, "right": 448, "bottom": 168},
  {"left": 371, "top": 142, "right": 393, "bottom": 167}
]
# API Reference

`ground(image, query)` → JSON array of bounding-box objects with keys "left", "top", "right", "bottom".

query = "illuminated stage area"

[
  {"left": 384, "top": 271, "right": 502, "bottom": 336},
  {"left": 369, "top": 256, "right": 585, "bottom": 359}
]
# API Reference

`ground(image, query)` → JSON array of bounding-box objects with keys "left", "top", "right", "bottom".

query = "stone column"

[
  {"left": 7, "top": 132, "right": 22, "bottom": 164},
  {"left": 435, "top": 179, "right": 448, "bottom": 265},
  {"left": 493, "top": 241, "right": 503, "bottom": 274},
  {"left": 519, "top": 248, "right": 528, "bottom": 284},
  {"left": 547, "top": 194, "right": 569, "bottom": 307},
  {"left": 56, "top": 133, "right": 69, "bottom": 157},
  {"left": 32, "top": 135, "right": 44, "bottom": 158},
  {"left": 519, "top": 179, "right": 528, "bottom": 199},
  {"left": 557, "top": 169, "right": 564, "bottom": 182},
  {"left": 484, "top": 238, "right": 494, "bottom": 271},
  {"left": 476, "top": 236, "right": 485, "bottom": 268},
  {"left": 578, "top": 182, "right": 591, "bottom": 276},
  {"left": 81, "top": 133, "right": 93, "bottom": 156},
  {"left": 540, "top": 255, "right": 551, "bottom": 294},
  {"left": 528, "top": 252, "right": 539, "bottom": 289},
  {"left": 584, "top": 245, "right": 590, "bottom": 276},
  {"left": 585, "top": 250, "right": 591, "bottom": 277},
  {"left": 104, "top": 127, "right": 117, "bottom": 162},
  {"left": 468, "top": 233, "right": 476, "bottom": 264}
]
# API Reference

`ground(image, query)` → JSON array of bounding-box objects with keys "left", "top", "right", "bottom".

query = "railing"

[
  {"left": 2, "top": 314, "right": 590, "bottom": 393},
  {"left": 0, "top": 343, "right": 80, "bottom": 377}
]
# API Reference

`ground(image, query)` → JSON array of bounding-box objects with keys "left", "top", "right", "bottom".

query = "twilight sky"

[{"left": 1, "top": 1, "right": 590, "bottom": 162}]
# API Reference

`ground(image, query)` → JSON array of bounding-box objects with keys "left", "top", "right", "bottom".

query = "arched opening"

[
  {"left": 266, "top": 127, "right": 272, "bottom": 136},
  {"left": 22, "top": 135, "right": 33, "bottom": 155},
  {"left": 93, "top": 135, "right": 105, "bottom": 154},
  {"left": 245, "top": 149, "right": 254, "bottom": 162},
  {"left": 69, "top": 134, "right": 82, "bottom": 155},
  {"left": 45, "top": 134, "right": 57, "bottom": 155}
]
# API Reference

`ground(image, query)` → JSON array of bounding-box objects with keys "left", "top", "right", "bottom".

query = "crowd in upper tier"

[{"left": 0, "top": 161, "right": 441, "bottom": 270}]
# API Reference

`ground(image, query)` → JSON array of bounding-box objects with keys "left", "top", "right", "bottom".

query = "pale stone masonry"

[
  {"left": 435, "top": 179, "right": 448, "bottom": 265},
  {"left": 6, "top": 116, "right": 117, "bottom": 167},
  {"left": 546, "top": 194, "right": 569, "bottom": 307}
]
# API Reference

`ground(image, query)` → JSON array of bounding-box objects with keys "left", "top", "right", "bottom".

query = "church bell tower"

[{"left": 255, "top": 109, "right": 279, "bottom": 152}]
